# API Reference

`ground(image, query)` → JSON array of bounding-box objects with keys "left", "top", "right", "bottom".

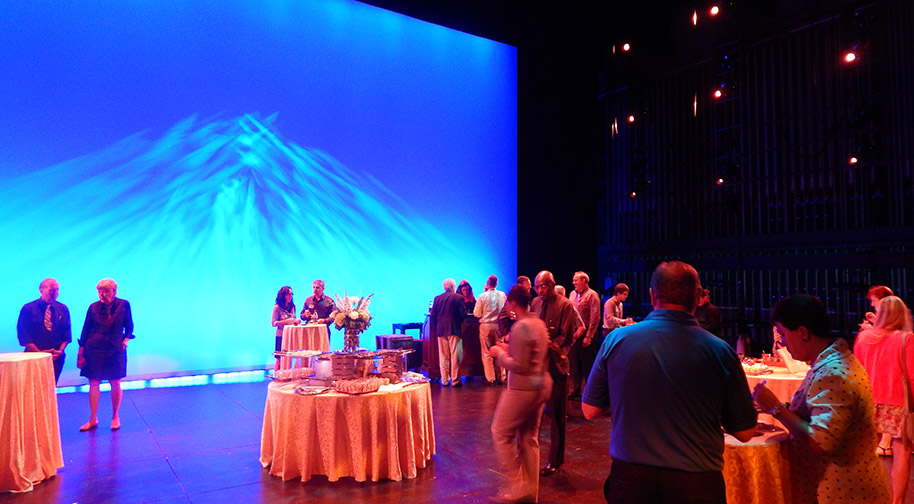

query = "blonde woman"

[
  {"left": 854, "top": 296, "right": 914, "bottom": 504},
  {"left": 77, "top": 278, "right": 134, "bottom": 431}
]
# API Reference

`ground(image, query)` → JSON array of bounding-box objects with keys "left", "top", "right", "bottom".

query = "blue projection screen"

[{"left": 0, "top": 0, "right": 517, "bottom": 383}]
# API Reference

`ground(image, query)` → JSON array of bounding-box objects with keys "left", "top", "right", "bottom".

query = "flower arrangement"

[{"left": 333, "top": 292, "right": 373, "bottom": 351}]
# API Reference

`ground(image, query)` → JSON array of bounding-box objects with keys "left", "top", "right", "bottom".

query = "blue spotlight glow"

[{"left": 1, "top": 0, "right": 517, "bottom": 383}]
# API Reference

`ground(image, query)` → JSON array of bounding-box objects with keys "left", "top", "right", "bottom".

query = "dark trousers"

[
  {"left": 52, "top": 353, "right": 65, "bottom": 384},
  {"left": 544, "top": 371, "right": 567, "bottom": 467},
  {"left": 604, "top": 460, "right": 726, "bottom": 504},
  {"left": 568, "top": 334, "right": 603, "bottom": 396}
]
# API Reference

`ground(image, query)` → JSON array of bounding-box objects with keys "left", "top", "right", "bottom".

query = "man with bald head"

[
  {"left": 568, "top": 271, "right": 601, "bottom": 399},
  {"left": 17, "top": 278, "right": 72, "bottom": 382},
  {"left": 530, "top": 270, "right": 578, "bottom": 476},
  {"left": 583, "top": 261, "right": 757, "bottom": 503}
]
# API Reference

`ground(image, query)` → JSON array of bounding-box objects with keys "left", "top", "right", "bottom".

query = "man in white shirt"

[
  {"left": 568, "top": 271, "right": 602, "bottom": 399},
  {"left": 474, "top": 275, "right": 507, "bottom": 385}
]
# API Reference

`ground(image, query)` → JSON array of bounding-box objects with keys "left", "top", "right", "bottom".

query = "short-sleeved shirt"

[
  {"left": 302, "top": 295, "right": 335, "bottom": 322},
  {"left": 474, "top": 288, "right": 506, "bottom": 324},
  {"left": 17, "top": 299, "right": 72, "bottom": 351},
  {"left": 583, "top": 308, "right": 757, "bottom": 472},
  {"left": 789, "top": 338, "right": 891, "bottom": 503}
]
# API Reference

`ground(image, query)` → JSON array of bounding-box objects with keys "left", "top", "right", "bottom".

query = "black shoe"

[{"left": 540, "top": 463, "right": 560, "bottom": 477}]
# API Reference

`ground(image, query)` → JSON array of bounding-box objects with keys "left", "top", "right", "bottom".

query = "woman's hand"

[
  {"left": 752, "top": 383, "right": 779, "bottom": 412},
  {"left": 122, "top": 338, "right": 129, "bottom": 350}
]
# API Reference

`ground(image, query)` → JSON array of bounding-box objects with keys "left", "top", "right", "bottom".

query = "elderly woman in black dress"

[{"left": 78, "top": 278, "right": 134, "bottom": 431}]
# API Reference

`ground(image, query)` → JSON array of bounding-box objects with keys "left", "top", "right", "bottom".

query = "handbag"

[{"left": 900, "top": 332, "right": 914, "bottom": 444}]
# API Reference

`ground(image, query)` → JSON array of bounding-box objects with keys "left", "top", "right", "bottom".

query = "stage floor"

[
  {"left": 3, "top": 377, "right": 908, "bottom": 504},
  {"left": 1, "top": 378, "right": 611, "bottom": 504}
]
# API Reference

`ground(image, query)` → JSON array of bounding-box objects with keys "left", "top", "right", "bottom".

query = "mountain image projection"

[{"left": 0, "top": 114, "right": 495, "bottom": 376}]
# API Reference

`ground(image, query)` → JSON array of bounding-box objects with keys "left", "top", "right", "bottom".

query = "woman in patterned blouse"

[{"left": 753, "top": 294, "right": 891, "bottom": 504}]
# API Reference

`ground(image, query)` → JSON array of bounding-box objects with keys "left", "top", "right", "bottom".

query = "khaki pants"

[
  {"left": 491, "top": 383, "right": 552, "bottom": 501},
  {"left": 479, "top": 322, "right": 504, "bottom": 383},
  {"left": 437, "top": 335, "right": 462, "bottom": 385}
]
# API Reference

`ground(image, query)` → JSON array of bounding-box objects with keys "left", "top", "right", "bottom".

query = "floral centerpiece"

[{"left": 333, "top": 292, "right": 373, "bottom": 352}]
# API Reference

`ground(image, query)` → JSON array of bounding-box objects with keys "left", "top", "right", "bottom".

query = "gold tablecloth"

[
  {"left": 260, "top": 381, "right": 435, "bottom": 483},
  {"left": 0, "top": 353, "right": 64, "bottom": 493},
  {"left": 280, "top": 324, "right": 330, "bottom": 369},
  {"left": 724, "top": 429, "right": 792, "bottom": 504}
]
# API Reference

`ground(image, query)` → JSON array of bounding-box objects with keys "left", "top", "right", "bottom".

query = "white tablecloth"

[
  {"left": 280, "top": 324, "right": 330, "bottom": 369},
  {"left": 0, "top": 353, "right": 64, "bottom": 493},
  {"left": 724, "top": 428, "right": 792, "bottom": 504},
  {"left": 260, "top": 381, "right": 435, "bottom": 483}
]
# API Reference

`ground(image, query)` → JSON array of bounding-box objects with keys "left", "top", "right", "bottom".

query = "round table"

[
  {"left": 280, "top": 324, "right": 330, "bottom": 369},
  {"left": 0, "top": 352, "right": 64, "bottom": 493},
  {"left": 260, "top": 381, "right": 435, "bottom": 483},
  {"left": 724, "top": 428, "right": 792, "bottom": 504}
]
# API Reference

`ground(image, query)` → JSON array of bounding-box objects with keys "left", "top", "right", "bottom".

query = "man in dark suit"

[
  {"left": 17, "top": 278, "right": 72, "bottom": 383},
  {"left": 430, "top": 278, "right": 466, "bottom": 387}
]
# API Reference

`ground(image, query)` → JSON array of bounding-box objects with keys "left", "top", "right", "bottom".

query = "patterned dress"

[{"left": 787, "top": 338, "right": 891, "bottom": 503}]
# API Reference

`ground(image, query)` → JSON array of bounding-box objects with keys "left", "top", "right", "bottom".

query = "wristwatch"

[{"left": 769, "top": 402, "right": 787, "bottom": 417}]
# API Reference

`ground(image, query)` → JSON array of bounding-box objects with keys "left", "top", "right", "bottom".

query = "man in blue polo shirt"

[{"left": 582, "top": 261, "right": 757, "bottom": 504}]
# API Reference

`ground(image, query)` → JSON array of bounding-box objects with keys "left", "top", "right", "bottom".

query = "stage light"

[
  {"left": 710, "top": 6, "right": 720, "bottom": 16},
  {"left": 716, "top": 177, "right": 725, "bottom": 185},
  {"left": 693, "top": 94, "right": 698, "bottom": 117},
  {"left": 844, "top": 51, "right": 857, "bottom": 63},
  {"left": 713, "top": 89, "right": 723, "bottom": 99},
  {"left": 692, "top": 11, "right": 698, "bottom": 26},
  {"left": 848, "top": 156, "right": 858, "bottom": 165},
  {"left": 622, "top": 43, "right": 631, "bottom": 52},
  {"left": 628, "top": 115, "right": 635, "bottom": 123},
  {"left": 630, "top": 191, "right": 637, "bottom": 198}
]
